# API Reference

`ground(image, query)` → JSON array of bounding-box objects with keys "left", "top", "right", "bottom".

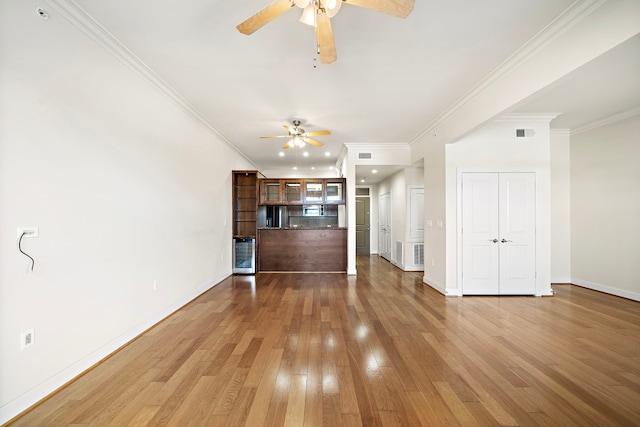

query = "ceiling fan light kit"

[
  {"left": 237, "top": 0, "right": 414, "bottom": 64},
  {"left": 260, "top": 119, "right": 331, "bottom": 149}
]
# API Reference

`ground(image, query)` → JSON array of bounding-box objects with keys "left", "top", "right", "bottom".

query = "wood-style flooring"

[{"left": 7, "top": 256, "right": 640, "bottom": 426}]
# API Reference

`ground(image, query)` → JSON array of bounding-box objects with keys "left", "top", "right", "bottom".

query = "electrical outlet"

[
  {"left": 21, "top": 329, "right": 34, "bottom": 349},
  {"left": 17, "top": 227, "right": 39, "bottom": 238}
]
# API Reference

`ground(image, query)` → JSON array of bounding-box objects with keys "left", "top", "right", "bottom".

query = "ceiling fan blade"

[
  {"left": 344, "top": 0, "right": 414, "bottom": 18},
  {"left": 282, "top": 141, "right": 292, "bottom": 149},
  {"left": 304, "top": 130, "right": 331, "bottom": 136},
  {"left": 283, "top": 125, "right": 295, "bottom": 133},
  {"left": 237, "top": 0, "right": 294, "bottom": 35},
  {"left": 315, "top": 13, "right": 337, "bottom": 64},
  {"left": 260, "top": 135, "right": 290, "bottom": 138},
  {"left": 303, "top": 138, "right": 324, "bottom": 147}
]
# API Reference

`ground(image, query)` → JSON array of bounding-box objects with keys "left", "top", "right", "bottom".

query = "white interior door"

[
  {"left": 462, "top": 172, "right": 536, "bottom": 295},
  {"left": 379, "top": 192, "right": 391, "bottom": 260},
  {"left": 498, "top": 173, "right": 536, "bottom": 294},
  {"left": 462, "top": 173, "right": 500, "bottom": 294}
]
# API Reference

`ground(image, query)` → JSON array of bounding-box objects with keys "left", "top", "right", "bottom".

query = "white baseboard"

[
  {"left": 347, "top": 268, "right": 357, "bottom": 275},
  {"left": 422, "top": 276, "right": 455, "bottom": 296},
  {"left": 0, "top": 274, "right": 229, "bottom": 425},
  {"left": 571, "top": 278, "right": 640, "bottom": 302}
]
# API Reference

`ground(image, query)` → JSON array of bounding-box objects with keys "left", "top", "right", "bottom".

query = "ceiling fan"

[
  {"left": 236, "top": 0, "right": 414, "bottom": 64},
  {"left": 260, "top": 119, "right": 330, "bottom": 149}
]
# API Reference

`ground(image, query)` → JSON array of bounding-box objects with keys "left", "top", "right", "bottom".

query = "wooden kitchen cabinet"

[
  {"left": 259, "top": 178, "right": 345, "bottom": 205},
  {"left": 260, "top": 179, "right": 303, "bottom": 204}
]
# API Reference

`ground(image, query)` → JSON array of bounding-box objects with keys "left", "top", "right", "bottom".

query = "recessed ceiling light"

[
  {"left": 311, "top": 166, "right": 315, "bottom": 170},
  {"left": 372, "top": 169, "right": 378, "bottom": 174},
  {"left": 279, "top": 152, "right": 285, "bottom": 157},
  {"left": 303, "top": 152, "right": 309, "bottom": 157},
  {"left": 293, "top": 166, "right": 298, "bottom": 170},
  {"left": 325, "top": 152, "right": 330, "bottom": 157},
  {"left": 360, "top": 179, "right": 365, "bottom": 183}
]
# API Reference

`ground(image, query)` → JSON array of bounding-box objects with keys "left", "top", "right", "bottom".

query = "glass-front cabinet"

[
  {"left": 260, "top": 180, "right": 281, "bottom": 204},
  {"left": 259, "top": 178, "right": 345, "bottom": 205},
  {"left": 285, "top": 181, "right": 302, "bottom": 203},
  {"left": 325, "top": 180, "right": 344, "bottom": 203},
  {"left": 304, "top": 181, "right": 323, "bottom": 203}
]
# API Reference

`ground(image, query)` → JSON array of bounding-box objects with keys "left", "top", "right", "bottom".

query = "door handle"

[
  {"left": 489, "top": 239, "right": 498, "bottom": 243},
  {"left": 501, "top": 239, "right": 512, "bottom": 243}
]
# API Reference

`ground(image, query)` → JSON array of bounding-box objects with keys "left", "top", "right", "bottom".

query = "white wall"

[
  {"left": 570, "top": 115, "right": 640, "bottom": 301},
  {"left": 550, "top": 130, "right": 571, "bottom": 282},
  {"left": 444, "top": 116, "right": 554, "bottom": 296},
  {"left": 0, "top": 1, "right": 254, "bottom": 422}
]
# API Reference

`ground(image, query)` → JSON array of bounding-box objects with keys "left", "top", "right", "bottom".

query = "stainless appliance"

[{"left": 233, "top": 237, "right": 255, "bottom": 274}]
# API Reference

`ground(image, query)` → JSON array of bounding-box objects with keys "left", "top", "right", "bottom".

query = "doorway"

[{"left": 461, "top": 172, "right": 536, "bottom": 295}]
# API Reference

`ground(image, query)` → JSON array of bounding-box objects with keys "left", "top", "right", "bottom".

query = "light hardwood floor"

[{"left": 7, "top": 256, "right": 640, "bottom": 426}]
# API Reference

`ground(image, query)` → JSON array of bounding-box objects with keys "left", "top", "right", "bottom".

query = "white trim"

[
  {"left": 571, "top": 278, "right": 640, "bottom": 302},
  {"left": 551, "top": 277, "right": 572, "bottom": 283},
  {"left": 343, "top": 142, "right": 411, "bottom": 150},
  {"left": 0, "top": 274, "right": 229, "bottom": 425},
  {"left": 423, "top": 276, "right": 447, "bottom": 295},
  {"left": 348, "top": 268, "right": 357, "bottom": 275},
  {"left": 496, "top": 113, "right": 562, "bottom": 123},
  {"left": 550, "top": 129, "right": 571, "bottom": 136},
  {"left": 410, "top": 0, "right": 606, "bottom": 145},
  {"left": 571, "top": 107, "right": 640, "bottom": 135},
  {"left": 43, "top": 0, "right": 260, "bottom": 172}
]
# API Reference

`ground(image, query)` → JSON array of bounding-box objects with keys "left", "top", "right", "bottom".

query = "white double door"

[{"left": 462, "top": 172, "right": 536, "bottom": 295}]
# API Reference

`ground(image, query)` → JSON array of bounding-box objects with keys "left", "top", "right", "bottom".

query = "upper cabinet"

[
  {"left": 325, "top": 180, "right": 344, "bottom": 203},
  {"left": 303, "top": 181, "right": 323, "bottom": 203},
  {"left": 259, "top": 178, "right": 345, "bottom": 205},
  {"left": 284, "top": 181, "right": 302, "bottom": 203}
]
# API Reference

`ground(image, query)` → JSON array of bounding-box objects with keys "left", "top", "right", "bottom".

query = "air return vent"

[
  {"left": 358, "top": 152, "right": 372, "bottom": 159},
  {"left": 413, "top": 243, "right": 424, "bottom": 266},
  {"left": 515, "top": 128, "right": 535, "bottom": 138}
]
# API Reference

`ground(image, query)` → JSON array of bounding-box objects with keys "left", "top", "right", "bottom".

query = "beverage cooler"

[{"left": 232, "top": 237, "right": 255, "bottom": 274}]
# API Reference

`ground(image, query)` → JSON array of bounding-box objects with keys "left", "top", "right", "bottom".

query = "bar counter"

[{"left": 258, "top": 227, "right": 347, "bottom": 272}]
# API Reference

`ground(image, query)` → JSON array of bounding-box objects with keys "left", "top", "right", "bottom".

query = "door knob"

[
  {"left": 489, "top": 239, "right": 498, "bottom": 243},
  {"left": 501, "top": 239, "right": 512, "bottom": 243}
]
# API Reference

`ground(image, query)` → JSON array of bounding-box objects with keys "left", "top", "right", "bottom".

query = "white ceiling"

[{"left": 38, "top": 0, "right": 640, "bottom": 183}]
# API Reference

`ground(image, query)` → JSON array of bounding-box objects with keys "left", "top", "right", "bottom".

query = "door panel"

[
  {"left": 356, "top": 197, "right": 370, "bottom": 254},
  {"left": 499, "top": 173, "right": 536, "bottom": 294},
  {"left": 462, "top": 173, "right": 499, "bottom": 294}
]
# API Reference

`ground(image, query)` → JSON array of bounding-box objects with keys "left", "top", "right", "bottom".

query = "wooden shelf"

[{"left": 233, "top": 171, "right": 259, "bottom": 238}]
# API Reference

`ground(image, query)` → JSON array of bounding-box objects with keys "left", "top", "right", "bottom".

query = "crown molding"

[
  {"left": 410, "top": 0, "right": 607, "bottom": 146},
  {"left": 550, "top": 128, "right": 571, "bottom": 135},
  {"left": 43, "top": 0, "right": 261, "bottom": 170},
  {"left": 571, "top": 106, "right": 640, "bottom": 135},
  {"left": 496, "top": 113, "right": 562, "bottom": 122},
  {"left": 343, "top": 142, "right": 411, "bottom": 150}
]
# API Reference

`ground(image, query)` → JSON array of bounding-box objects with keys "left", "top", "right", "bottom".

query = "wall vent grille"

[
  {"left": 358, "top": 152, "right": 372, "bottom": 159},
  {"left": 396, "top": 241, "right": 403, "bottom": 265},
  {"left": 413, "top": 243, "right": 424, "bottom": 266},
  {"left": 515, "top": 128, "right": 535, "bottom": 138}
]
